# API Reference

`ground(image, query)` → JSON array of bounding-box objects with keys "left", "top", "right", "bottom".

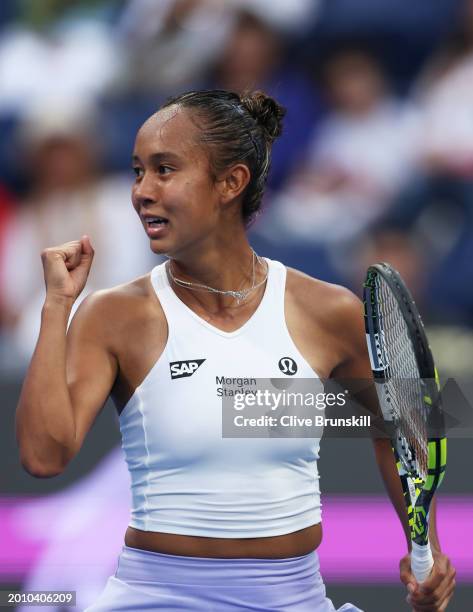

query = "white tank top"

[{"left": 119, "top": 258, "right": 322, "bottom": 537}]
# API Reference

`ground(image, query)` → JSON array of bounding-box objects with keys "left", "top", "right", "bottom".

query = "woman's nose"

[{"left": 133, "top": 173, "right": 158, "bottom": 206}]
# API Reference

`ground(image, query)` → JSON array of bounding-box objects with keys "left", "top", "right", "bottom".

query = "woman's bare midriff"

[{"left": 125, "top": 523, "right": 322, "bottom": 558}]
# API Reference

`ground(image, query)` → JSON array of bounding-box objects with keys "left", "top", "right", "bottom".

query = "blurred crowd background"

[
  {"left": 1, "top": 1, "right": 473, "bottom": 610},
  {"left": 1, "top": 0, "right": 473, "bottom": 374}
]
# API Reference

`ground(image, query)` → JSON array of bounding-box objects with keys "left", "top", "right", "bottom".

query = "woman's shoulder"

[
  {"left": 71, "top": 272, "right": 162, "bottom": 335},
  {"left": 285, "top": 266, "right": 363, "bottom": 331},
  {"left": 86, "top": 273, "right": 153, "bottom": 306}
]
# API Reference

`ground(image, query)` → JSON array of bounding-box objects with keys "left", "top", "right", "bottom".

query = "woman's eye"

[
  {"left": 132, "top": 167, "right": 143, "bottom": 178},
  {"left": 158, "top": 165, "right": 173, "bottom": 175}
]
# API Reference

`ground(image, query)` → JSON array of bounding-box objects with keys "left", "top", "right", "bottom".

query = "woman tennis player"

[{"left": 17, "top": 90, "right": 455, "bottom": 611}]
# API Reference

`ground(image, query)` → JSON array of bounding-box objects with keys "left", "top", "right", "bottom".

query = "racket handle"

[{"left": 411, "top": 541, "right": 434, "bottom": 583}]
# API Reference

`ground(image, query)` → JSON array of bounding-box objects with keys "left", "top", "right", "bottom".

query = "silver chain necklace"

[{"left": 167, "top": 251, "right": 268, "bottom": 304}]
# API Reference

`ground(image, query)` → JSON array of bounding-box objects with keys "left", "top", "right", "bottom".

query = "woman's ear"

[{"left": 217, "top": 163, "right": 251, "bottom": 205}]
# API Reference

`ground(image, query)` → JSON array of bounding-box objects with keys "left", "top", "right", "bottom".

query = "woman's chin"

[{"left": 149, "top": 241, "right": 170, "bottom": 256}]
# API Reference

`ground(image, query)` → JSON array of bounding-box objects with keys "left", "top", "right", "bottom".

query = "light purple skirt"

[{"left": 85, "top": 545, "right": 363, "bottom": 611}]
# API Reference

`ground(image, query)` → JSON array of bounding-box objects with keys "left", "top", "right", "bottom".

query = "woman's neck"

[{"left": 167, "top": 242, "right": 267, "bottom": 313}]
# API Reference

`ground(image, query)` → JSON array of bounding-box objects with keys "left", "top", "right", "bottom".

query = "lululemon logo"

[
  {"left": 278, "top": 357, "right": 297, "bottom": 376},
  {"left": 170, "top": 359, "right": 206, "bottom": 379}
]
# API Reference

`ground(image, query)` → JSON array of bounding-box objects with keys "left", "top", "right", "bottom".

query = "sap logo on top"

[{"left": 170, "top": 359, "right": 206, "bottom": 380}]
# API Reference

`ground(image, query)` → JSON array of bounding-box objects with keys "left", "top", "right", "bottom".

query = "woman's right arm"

[{"left": 16, "top": 236, "right": 118, "bottom": 477}]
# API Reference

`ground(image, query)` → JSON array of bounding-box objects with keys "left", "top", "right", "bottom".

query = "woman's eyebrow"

[{"left": 132, "top": 152, "right": 181, "bottom": 164}]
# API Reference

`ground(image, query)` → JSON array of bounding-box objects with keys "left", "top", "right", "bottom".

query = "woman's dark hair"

[{"left": 161, "top": 89, "right": 285, "bottom": 226}]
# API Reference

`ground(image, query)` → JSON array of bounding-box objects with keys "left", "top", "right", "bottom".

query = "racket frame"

[{"left": 363, "top": 263, "right": 446, "bottom": 583}]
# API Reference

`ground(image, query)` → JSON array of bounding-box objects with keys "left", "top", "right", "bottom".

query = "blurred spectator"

[
  {"left": 0, "top": 4, "right": 120, "bottom": 115},
  {"left": 117, "top": 0, "right": 234, "bottom": 95},
  {"left": 208, "top": 9, "right": 322, "bottom": 192},
  {"left": 416, "top": 0, "right": 473, "bottom": 177},
  {"left": 236, "top": 0, "right": 318, "bottom": 33},
  {"left": 0, "top": 100, "right": 154, "bottom": 365},
  {"left": 14, "top": 0, "right": 120, "bottom": 30},
  {"left": 212, "top": 10, "right": 283, "bottom": 94},
  {"left": 344, "top": 228, "right": 428, "bottom": 310},
  {"left": 266, "top": 47, "right": 419, "bottom": 244},
  {"left": 386, "top": 0, "right": 473, "bottom": 227},
  {"left": 380, "top": 0, "right": 473, "bottom": 324},
  {"left": 116, "top": 0, "right": 316, "bottom": 96}
]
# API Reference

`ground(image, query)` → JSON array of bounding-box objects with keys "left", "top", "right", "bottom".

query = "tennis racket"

[{"left": 363, "top": 263, "right": 446, "bottom": 584}]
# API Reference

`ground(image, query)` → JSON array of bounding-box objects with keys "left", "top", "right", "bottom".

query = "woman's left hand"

[{"left": 400, "top": 551, "right": 456, "bottom": 611}]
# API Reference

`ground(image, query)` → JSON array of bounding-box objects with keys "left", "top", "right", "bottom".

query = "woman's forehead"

[{"left": 135, "top": 105, "right": 200, "bottom": 156}]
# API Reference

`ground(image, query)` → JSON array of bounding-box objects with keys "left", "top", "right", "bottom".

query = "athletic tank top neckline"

[{"left": 153, "top": 257, "right": 274, "bottom": 338}]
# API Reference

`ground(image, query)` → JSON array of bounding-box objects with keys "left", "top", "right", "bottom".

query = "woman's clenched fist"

[{"left": 41, "top": 236, "right": 94, "bottom": 302}]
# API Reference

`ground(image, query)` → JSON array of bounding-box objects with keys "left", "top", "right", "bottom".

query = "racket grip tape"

[{"left": 411, "top": 541, "right": 434, "bottom": 583}]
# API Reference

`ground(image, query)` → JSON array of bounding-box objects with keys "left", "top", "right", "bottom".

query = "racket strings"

[{"left": 375, "top": 277, "right": 429, "bottom": 481}]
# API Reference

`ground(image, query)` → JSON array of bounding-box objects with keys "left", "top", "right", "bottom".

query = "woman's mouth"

[{"left": 143, "top": 216, "right": 169, "bottom": 238}]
